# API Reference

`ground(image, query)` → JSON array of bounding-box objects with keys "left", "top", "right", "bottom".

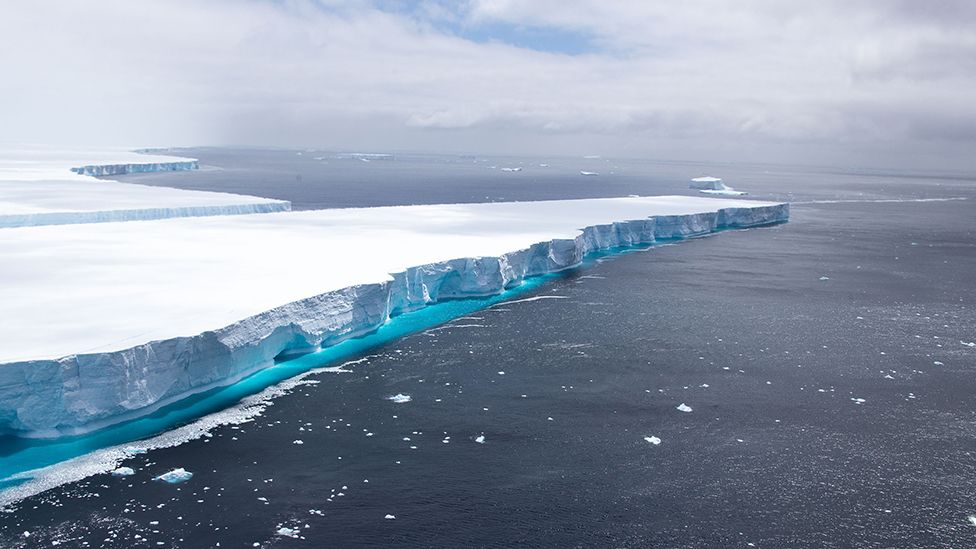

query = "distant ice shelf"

[
  {"left": 0, "top": 195, "right": 788, "bottom": 437},
  {"left": 0, "top": 145, "right": 290, "bottom": 227}
]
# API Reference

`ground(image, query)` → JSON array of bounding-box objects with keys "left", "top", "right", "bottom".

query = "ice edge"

[
  {"left": 0, "top": 202, "right": 789, "bottom": 436},
  {"left": 0, "top": 156, "right": 292, "bottom": 228}
]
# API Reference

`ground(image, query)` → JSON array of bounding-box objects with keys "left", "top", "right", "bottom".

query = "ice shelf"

[
  {"left": 0, "top": 195, "right": 788, "bottom": 436},
  {"left": 0, "top": 145, "right": 291, "bottom": 227}
]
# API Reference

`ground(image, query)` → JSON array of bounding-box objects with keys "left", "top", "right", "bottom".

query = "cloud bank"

[{"left": 1, "top": 0, "right": 973, "bottom": 169}]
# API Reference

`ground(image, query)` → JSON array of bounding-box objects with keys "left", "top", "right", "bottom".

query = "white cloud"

[{"left": 0, "top": 0, "right": 973, "bottom": 169}]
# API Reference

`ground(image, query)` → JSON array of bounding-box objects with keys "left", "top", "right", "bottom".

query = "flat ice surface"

[
  {"left": 0, "top": 196, "right": 781, "bottom": 363},
  {"left": 0, "top": 145, "right": 289, "bottom": 225}
]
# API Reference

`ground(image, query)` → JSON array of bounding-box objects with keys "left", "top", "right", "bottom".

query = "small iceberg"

[
  {"left": 580, "top": 171, "right": 599, "bottom": 176},
  {"left": 644, "top": 436, "right": 662, "bottom": 445},
  {"left": 277, "top": 527, "right": 301, "bottom": 538},
  {"left": 153, "top": 468, "right": 193, "bottom": 484},
  {"left": 111, "top": 467, "right": 135, "bottom": 477},
  {"left": 385, "top": 514, "right": 396, "bottom": 520},
  {"left": 690, "top": 176, "right": 747, "bottom": 196},
  {"left": 500, "top": 167, "right": 522, "bottom": 172},
  {"left": 475, "top": 435, "right": 486, "bottom": 444},
  {"left": 676, "top": 403, "right": 693, "bottom": 413},
  {"left": 386, "top": 393, "right": 412, "bottom": 404}
]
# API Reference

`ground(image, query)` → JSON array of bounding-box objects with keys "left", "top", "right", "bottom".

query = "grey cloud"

[{"left": 0, "top": 0, "right": 973, "bottom": 171}]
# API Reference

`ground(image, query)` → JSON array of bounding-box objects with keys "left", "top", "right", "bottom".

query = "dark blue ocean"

[{"left": 1, "top": 149, "right": 974, "bottom": 547}]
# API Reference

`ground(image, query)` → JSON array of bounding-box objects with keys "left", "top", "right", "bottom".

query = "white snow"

[
  {"left": 0, "top": 191, "right": 786, "bottom": 435},
  {"left": 110, "top": 467, "right": 135, "bottom": 477},
  {"left": 153, "top": 468, "right": 193, "bottom": 484},
  {"left": 0, "top": 145, "right": 289, "bottom": 227}
]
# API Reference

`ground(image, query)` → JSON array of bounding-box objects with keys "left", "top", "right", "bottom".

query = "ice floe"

[{"left": 153, "top": 468, "right": 193, "bottom": 484}]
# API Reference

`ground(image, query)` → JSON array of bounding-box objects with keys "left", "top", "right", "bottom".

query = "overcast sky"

[{"left": 2, "top": 0, "right": 974, "bottom": 169}]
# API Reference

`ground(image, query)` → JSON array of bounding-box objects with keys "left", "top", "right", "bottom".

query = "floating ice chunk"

[
  {"left": 385, "top": 514, "right": 396, "bottom": 520},
  {"left": 293, "top": 440, "right": 304, "bottom": 445},
  {"left": 475, "top": 435, "right": 486, "bottom": 444},
  {"left": 111, "top": 467, "right": 135, "bottom": 477},
  {"left": 386, "top": 394, "right": 412, "bottom": 404},
  {"left": 154, "top": 468, "right": 193, "bottom": 484},
  {"left": 933, "top": 361, "right": 944, "bottom": 366},
  {"left": 277, "top": 527, "right": 301, "bottom": 538},
  {"left": 962, "top": 341, "right": 976, "bottom": 348},
  {"left": 580, "top": 171, "right": 599, "bottom": 176},
  {"left": 968, "top": 515, "right": 976, "bottom": 526},
  {"left": 676, "top": 403, "right": 693, "bottom": 413},
  {"left": 851, "top": 398, "right": 866, "bottom": 404},
  {"left": 644, "top": 436, "right": 662, "bottom": 445},
  {"left": 500, "top": 167, "right": 522, "bottom": 172},
  {"left": 819, "top": 276, "right": 830, "bottom": 281}
]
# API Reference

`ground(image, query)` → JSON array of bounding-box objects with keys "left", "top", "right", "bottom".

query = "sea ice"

[
  {"left": 475, "top": 435, "right": 486, "bottom": 444},
  {"left": 580, "top": 171, "right": 599, "bottom": 176},
  {"left": 110, "top": 467, "right": 135, "bottom": 477},
  {"left": 387, "top": 394, "right": 412, "bottom": 404},
  {"left": 676, "top": 403, "right": 693, "bottom": 413},
  {"left": 644, "top": 436, "right": 662, "bottom": 445},
  {"left": 276, "top": 527, "right": 300, "bottom": 538},
  {"left": 153, "top": 468, "right": 193, "bottom": 484},
  {"left": 385, "top": 514, "right": 396, "bottom": 519}
]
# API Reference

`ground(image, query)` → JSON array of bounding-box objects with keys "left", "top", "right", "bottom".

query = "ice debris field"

[{"left": 0, "top": 148, "right": 789, "bottom": 438}]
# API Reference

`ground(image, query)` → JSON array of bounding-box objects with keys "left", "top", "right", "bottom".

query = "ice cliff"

[
  {"left": 70, "top": 159, "right": 199, "bottom": 177},
  {"left": 0, "top": 202, "right": 788, "bottom": 437}
]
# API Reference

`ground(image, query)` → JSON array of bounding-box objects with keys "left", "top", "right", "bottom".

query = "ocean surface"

[{"left": 1, "top": 149, "right": 974, "bottom": 547}]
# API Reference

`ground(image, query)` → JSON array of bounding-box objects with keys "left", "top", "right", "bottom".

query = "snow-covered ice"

[
  {"left": 676, "top": 403, "right": 693, "bottom": 413},
  {"left": 644, "top": 436, "right": 662, "bottom": 445},
  {"left": 110, "top": 467, "right": 135, "bottom": 477},
  {"left": 153, "top": 468, "right": 193, "bottom": 484},
  {"left": 0, "top": 189, "right": 787, "bottom": 435},
  {"left": 386, "top": 394, "right": 413, "bottom": 404},
  {"left": 0, "top": 145, "right": 289, "bottom": 227}
]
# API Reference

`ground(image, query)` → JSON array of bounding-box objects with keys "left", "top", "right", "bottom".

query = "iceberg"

[
  {"left": 0, "top": 191, "right": 787, "bottom": 437},
  {"left": 689, "top": 176, "right": 747, "bottom": 196},
  {"left": 153, "top": 468, "right": 193, "bottom": 484},
  {"left": 0, "top": 145, "right": 290, "bottom": 228}
]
